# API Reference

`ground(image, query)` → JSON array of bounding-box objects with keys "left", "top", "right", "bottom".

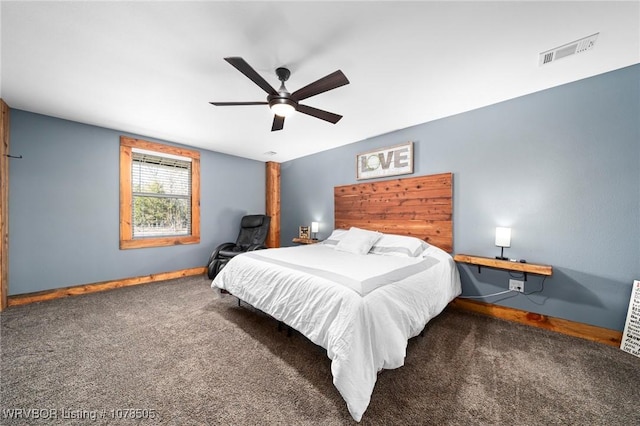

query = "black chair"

[{"left": 207, "top": 214, "right": 271, "bottom": 279}]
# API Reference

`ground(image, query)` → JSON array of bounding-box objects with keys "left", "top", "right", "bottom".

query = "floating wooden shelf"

[
  {"left": 292, "top": 238, "right": 319, "bottom": 245},
  {"left": 454, "top": 254, "right": 552, "bottom": 280}
]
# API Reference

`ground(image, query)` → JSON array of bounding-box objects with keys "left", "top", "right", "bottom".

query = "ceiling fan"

[{"left": 210, "top": 57, "right": 350, "bottom": 131}]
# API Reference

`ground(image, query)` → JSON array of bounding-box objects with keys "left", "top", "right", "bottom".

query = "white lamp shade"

[
  {"left": 495, "top": 227, "right": 511, "bottom": 248},
  {"left": 311, "top": 222, "right": 319, "bottom": 233}
]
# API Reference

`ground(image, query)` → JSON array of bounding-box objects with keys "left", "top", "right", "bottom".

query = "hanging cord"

[
  {"left": 458, "top": 289, "right": 515, "bottom": 299},
  {"left": 523, "top": 275, "right": 548, "bottom": 305},
  {"left": 458, "top": 275, "right": 548, "bottom": 302}
]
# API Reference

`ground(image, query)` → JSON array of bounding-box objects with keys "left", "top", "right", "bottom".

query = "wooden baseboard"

[
  {"left": 7, "top": 267, "right": 207, "bottom": 307},
  {"left": 449, "top": 298, "right": 622, "bottom": 347}
]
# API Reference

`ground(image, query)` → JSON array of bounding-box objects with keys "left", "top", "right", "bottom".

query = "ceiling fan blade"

[
  {"left": 224, "top": 57, "right": 278, "bottom": 96},
  {"left": 291, "top": 70, "right": 349, "bottom": 101},
  {"left": 271, "top": 115, "right": 285, "bottom": 131},
  {"left": 209, "top": 101, "right": 268, "bottom": 106},
  {"left": 297, "top": 104, "right": 343, "bottom": 124}
]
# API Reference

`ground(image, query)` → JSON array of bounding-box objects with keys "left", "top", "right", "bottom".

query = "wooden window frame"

[{"left": 120, "top": 136, "right": 200, "bottom": 249}]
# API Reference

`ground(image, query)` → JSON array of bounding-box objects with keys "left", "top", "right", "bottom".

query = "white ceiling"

[{"left": 2, "top": 1, "right": 639, "bottom": 162}]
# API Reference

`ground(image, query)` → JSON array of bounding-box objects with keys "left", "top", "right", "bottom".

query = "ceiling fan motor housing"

[{"left": 268, "top": 94, "right": 298, "bottom": 110}]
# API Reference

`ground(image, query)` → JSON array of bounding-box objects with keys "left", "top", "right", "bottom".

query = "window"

[{"left": 120, "top": 136, "right": 200, "bottom": 249}]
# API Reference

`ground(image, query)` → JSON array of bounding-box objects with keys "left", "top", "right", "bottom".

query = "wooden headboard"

[{"left": 334, "top": 172, "right": 453, "bottom": 252}]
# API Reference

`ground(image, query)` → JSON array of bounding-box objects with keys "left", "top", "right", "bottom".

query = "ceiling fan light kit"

[
  {"left": 210, "top": 57, "right": 349, "bottom": 131},
  {"left": 270, "top": 102, "right": 296, "bottom": 118}
]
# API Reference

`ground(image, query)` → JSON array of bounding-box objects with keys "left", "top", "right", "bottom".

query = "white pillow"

[
  {"left": 323, "top": 229, "right": 349, "bottom": 245},
  {"left": 370, "top": 233, "right": 430, "bottom": 258},
  {"left": 334, "top": 227, "right": 382, "bottom": 255}
]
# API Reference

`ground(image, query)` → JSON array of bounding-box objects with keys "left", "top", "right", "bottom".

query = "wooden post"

[
  {"left": 265, "top": 161, "right": 281, "bottom": 248},
  {"left": 0, "top": 99, "right": 10, "bottom": 311}
]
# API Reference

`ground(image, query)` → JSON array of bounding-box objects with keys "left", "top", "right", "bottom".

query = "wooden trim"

[
  {"left": 119, "top": 235, "right": 201, "bottom": 250},
  {"left": 120, "top": 136, "right": 199, "bottom": 159},
  {"left": 0, "top": 99, "right": 9, "bottom": 311},
  {"left": 449, "top": 298, "right": 622, "bottom": 347},
  {"left": 7, "top": 267, "right": 207, "bottom": 307},
  {"left": 334, "top": 172, "right": 453, "bottom": 252},
  {"left": 454, "top": 254, "right": 553, "bottom": 276},
  {"left": 119, "top": 136, "right": 201, "bottom": 249},
  {"left": 191, "top": 156, "right": 201, "bottom": 239},
  {"left": 119, "top": 143, "right": 133, "bottom": 245},
  {"left": 265, "top": 161, "right": 281, "bottom": 248}
]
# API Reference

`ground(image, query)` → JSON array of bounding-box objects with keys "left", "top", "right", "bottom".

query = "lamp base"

[{"left": 495, "top": 246, "right": 508, "bottom": 260}]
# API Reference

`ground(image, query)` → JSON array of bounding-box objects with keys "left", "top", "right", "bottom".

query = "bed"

[{"left": 211, "top": 173, "right": 461, "bottom": 422}]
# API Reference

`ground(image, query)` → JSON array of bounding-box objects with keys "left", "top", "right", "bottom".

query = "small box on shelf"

[{"left": 298, "top": 226, "right": 310, "bottom": 239}]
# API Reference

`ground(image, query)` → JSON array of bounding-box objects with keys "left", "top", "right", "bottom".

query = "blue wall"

[
  {"left": 281, "top": 64, "right": 640, "bottom": 331},
  {"left": 8, "top": 110, "right": 265, "bottom": 295}
]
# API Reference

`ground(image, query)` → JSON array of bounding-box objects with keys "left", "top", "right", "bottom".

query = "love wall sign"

[{"left": 356, "top": 142, "right": 414, "bottom": 180}]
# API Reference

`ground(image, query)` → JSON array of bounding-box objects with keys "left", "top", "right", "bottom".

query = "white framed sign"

[
  {"left": 356, "top": 142, "right": 413, "bottom": 180},
  {"left": 621, "top": 280, "right": 640, "bottom": 358}
]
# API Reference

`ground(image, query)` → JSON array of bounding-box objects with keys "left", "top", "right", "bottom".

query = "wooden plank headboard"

[{"left": 334, "top": 172, "right": 453, "bottom": 252}]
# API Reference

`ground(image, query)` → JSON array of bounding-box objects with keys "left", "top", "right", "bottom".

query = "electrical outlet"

[{"left": 509, "top": 279, "right": 525, "bottom": 293}]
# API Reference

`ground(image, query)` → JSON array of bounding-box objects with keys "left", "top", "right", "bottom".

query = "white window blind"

[{"left": 131, "top": 149, "right": 192, "bottom": 238}]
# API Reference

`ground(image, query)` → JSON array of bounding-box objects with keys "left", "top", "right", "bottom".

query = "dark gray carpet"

[{"left": 1, "top": 276, "right": 638, "bottom": 425}]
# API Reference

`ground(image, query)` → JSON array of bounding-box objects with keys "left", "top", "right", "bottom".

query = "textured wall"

[
  {"left": 281, "top": 64, "right": 640, "bottom": 331},
  {"left": 8, "top": 110, "right": 265, "bottom": 294}
]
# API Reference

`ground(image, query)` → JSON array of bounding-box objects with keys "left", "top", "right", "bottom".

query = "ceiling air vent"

[{"left": 539, "top": 33, "right": 599, "bottom": 66}]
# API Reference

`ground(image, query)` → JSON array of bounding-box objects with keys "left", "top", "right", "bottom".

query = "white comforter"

[{"left": 211, "top": 243, "right": 461, "bottom": 422}]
